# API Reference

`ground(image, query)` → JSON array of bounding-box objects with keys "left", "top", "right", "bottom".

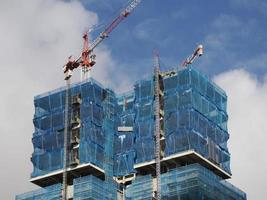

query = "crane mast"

[
  {"left": 153, "top": 52, "right": 165, "bottom": 200},
  {"left": 62, "top": 78, "right": 70, "bottom": 200}
]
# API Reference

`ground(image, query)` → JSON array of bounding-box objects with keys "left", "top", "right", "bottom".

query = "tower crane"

[
  {"left": 63, "top": 0, "right": 143, "bottom": 80},
  {"left": 181, "top": 44, "right": 204, "bottom": 67},
  {"left": 62, "top": 0, "right": 143, "bottom": 200}
]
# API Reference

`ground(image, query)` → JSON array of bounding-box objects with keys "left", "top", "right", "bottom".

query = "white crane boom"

[{"left": 181, "top": 44, "right": 204, "bottom": 67}]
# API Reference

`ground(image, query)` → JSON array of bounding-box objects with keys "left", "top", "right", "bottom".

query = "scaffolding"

[
  {"left": 16, "top": 184, "right": 62, "bottom": 200},
  {"left": 126, "top": 164, "right": 246, "bottom": 200},
  {"left": 73, "top": 175, "right": 117, "bottom": 199},
  {"left": 25, "top": 78, "right": 117, "bottom": 199},
  {"left": 31, "top": 79, "right": 111, "bottom": 178},
  {"left": 128, "top": 67, "right": 230, "bottom": 173}
]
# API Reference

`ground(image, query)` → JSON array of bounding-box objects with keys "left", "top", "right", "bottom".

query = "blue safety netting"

[
  {"left": 164, "top": 67, "right": 227, "bottom": 112},
  {"left": 163, "top": 69, "right": 228, "bottom": 131},
  {"left": 114, "top": 92, "right": 136, "bottom": 176},
  {"left": 114, "top": 132, "right": 135, "bottom": 155},
  {"left": 126, "top": 174, "right": 153, "bottom": 200},
  {"left": 16, "top": 175, "right": 118, "bottom": 200},
  {"left": 114, "top": 66, "right": 231, "bottom": 174},
  {"left": 134, "top": 79, "right": 154, "bottom": 101},
  {"left": 31, "top": 78, "right": 116, "bottom": 178},
  {"left": 117, "top": 92, "right": 135, "bottom": 127},
  {"left": 15, "top": 184, "right": 62, "bottom": 200},
  {"left": 134, "top": 136, "right": 155, "bottom": 163},
  {"left": 73, "top": 175, "right": 117, "bottom": 200},
  {"left": 133, "top": 79, "right": 155, "bottom": 164},
  {"left": 164, "top": 109, "right": 230, "bottom": 173},
  {"left": 102, "top": 89, "right": 117, "bottom": 180},
  {"left": 162, "top": 67, "right": 230, "bottom": 173},
  {"left": 161, "top": 164, "right": 246, "bottom": 200},
  {"left": 114, "top": 150, "right": 136, "bottom": 176},
  {"left": 126, "top": 164, "right": 246, "bottom": 200}
]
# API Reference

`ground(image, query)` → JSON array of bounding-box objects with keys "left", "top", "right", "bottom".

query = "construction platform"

[
  {"left": 30, "top": 163, "right": 105, "bottom": 187},
  {"left": 134, "top": 150, "right": 231, "bottom": 179}
]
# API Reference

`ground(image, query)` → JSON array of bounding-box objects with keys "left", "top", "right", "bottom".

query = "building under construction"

[
  {"left": 16, "top": 0, "right": 247, "bottom": 199},
  {"left": 16, "top": 66, "right": 247, "bottom": 199}
]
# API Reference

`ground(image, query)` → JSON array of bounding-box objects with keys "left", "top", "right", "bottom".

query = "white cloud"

[
  {"left": 214, "top": 69, "right": 267, "bottom": 200},
  {"left": 0, "top": 0, "right": 122, "bottom": 199}
]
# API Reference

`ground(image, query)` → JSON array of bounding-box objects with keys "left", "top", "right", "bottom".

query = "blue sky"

[{"left": 79, "top": 0, "right": 267, "bottom": 81}]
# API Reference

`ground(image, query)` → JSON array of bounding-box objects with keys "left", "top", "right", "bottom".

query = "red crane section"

[{"left": 63, "top": 0, "right": 142, "bottom": 80}]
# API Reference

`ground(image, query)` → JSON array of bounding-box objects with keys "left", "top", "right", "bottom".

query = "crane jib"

[
  {"left": 104, "top": 15, "right": 125, "bottom": 35},
  {"left": 66, "top": 0, "right": 143, "bottom": 75},
  {"left": 89, "top": 0, "right": 142, "bottom": 51},
  {"left": 126, "top": 0, "right": 142, "bottom": 13}
]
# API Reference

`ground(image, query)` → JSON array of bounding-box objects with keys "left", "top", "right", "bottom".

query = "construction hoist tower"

[{"left": 153, "top": 52, "right": 165, "bottom": 200}]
